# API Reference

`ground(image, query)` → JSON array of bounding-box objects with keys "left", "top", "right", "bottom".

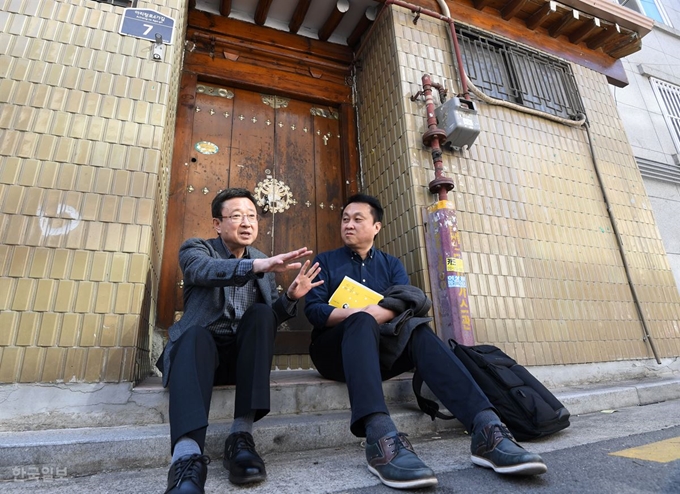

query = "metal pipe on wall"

[{"left": 582, "top": 118, "right": 662, "bottom": 364}]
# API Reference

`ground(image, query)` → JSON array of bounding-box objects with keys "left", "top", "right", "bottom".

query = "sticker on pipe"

[
  {"left": 447, "top": 275, "right": 467, "bottom": 289},
  {"left": 446, "top": 258, "right": 464, "bottom": 272}
]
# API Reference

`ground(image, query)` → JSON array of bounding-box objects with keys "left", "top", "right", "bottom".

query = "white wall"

[{"left": 613, "top": 0, "right": 680, "bottom": 295}]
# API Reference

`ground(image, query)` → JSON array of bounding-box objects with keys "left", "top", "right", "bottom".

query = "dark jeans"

[
  {"left": 165, "top": 303, "right": 278, "bottom": 453},
  {"left": 309, "top": 312, "right": 492, "bottom": 437}
]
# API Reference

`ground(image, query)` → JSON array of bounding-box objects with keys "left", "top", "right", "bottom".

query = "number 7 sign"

[{"left": 119, "top": 8, "right": 175, "bottom": 44}]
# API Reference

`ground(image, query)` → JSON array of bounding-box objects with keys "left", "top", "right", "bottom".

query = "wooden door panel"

[
  {"left": 187, "top": 89, "right": 235, "bottom": 232},
  {"left": 272, "top": 99, "right": 315, "bottom": 295},
  {"left": 228, "top": 89, "right": 276, "bottom": 256},
  {"left": 313, "top": 112, "right": 343, "bottom": 255}
]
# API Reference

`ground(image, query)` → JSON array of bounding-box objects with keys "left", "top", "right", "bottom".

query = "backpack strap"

[{"left": 412, "top": 370, "right": 455, "bottom": 421}]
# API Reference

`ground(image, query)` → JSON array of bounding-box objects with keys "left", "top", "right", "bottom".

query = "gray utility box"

[{"left": 434, "top": 97, "right": 481, "bottom": 150}]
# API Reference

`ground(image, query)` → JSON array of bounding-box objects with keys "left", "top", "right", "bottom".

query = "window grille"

[
  {"left": 650, "top": 78, "right": 680, "bottom": 154},
  {"left": 456, "top": 25, "right": 585, "bottom": 120},
  {"left": 637, "top": 157, "right": 680, "bottom": 185}
]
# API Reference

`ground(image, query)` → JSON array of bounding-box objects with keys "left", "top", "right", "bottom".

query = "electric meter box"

[{"left": 434, "top": 97, "right": 480, "bottom": 150}]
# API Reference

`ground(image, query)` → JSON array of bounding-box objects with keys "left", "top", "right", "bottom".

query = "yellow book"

[{"left": 328, "top": 276, "right": 384, "bottom": 309}]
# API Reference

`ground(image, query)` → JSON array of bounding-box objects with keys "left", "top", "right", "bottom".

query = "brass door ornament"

[
  {"left": 197, "top": 84, "right": 234, "bottom": 99},
  {"left": 195, "top": 141, "right": 218, "bottom": 154},
  {"left": 261, "top": 95, "right": 290, "bottom": 109},
  {"left": 254, "top": 177, "right": 298, "bottom": 214},
  {"left": 310, "top": 107, "right": 339, "bottom": 119}
]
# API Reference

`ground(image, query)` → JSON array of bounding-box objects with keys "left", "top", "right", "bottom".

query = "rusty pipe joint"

[
  {"left": 429, "top": 82, "right": 448, "bottom": 103},
  {"left": 418, "top": 74, "right": 455, "bottom": 199}
]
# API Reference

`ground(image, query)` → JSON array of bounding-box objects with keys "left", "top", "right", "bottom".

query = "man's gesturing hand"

[
  {"left": 286, "top": 260, "right": 324, "bottom": 301},
  {"left": 252, "top": 247, "right": 312, "bottom": 274}
]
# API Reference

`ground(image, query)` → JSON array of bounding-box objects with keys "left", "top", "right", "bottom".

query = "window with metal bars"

[
  {"left": 650, "top": 78, "right": 680, "bottom": 154},
  {"left": 455, "top": 25, "right": 585, "bottom": 120}
]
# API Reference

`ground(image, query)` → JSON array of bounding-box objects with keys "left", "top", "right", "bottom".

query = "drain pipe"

[{"left": 581, "top": 117, "right": 661, "bottom": 364}]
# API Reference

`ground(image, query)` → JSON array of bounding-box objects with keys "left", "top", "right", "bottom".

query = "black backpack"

[{"left": 413, "top": 340, "right": 570, "bottom": 441}]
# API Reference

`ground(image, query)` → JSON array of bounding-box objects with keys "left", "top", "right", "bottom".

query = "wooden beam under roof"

[
  {"left": 603, "top": 31, "right": 638, "bottom": 56},
  {"left": 254, "top": 0, "right": 274, "bottom": 26},
  {"left": 219, "top": 0, "right": 231, "bottom": 17},
  {"left": 608, "top": 35, "right": 640, "bottom": 58},
  {"left": 318, "top": 0, "right": 350, "bottom": 42},
  {"left": 348, "top": 5, "right": 378, "bottom": 48},
  {"left": 569, "top": 16, "right": 600, "bottom": 44},
  {"left": 473, "top": 0, "right": 495, "bottom": 11},
  {"left": 586, "top": 23, "right": 620, "bottom": 50},
  {"left": 549, "top": 10, "right": 579, "bottom": 38},
  {"left": 526, "top": 1, "right": 557, "bottom": 31},
  {"left": 289, "top": 0, "right": 312, "bottom": 34},
  {"left": 501, "top": 0, "right": 529, "bottom": 21}
]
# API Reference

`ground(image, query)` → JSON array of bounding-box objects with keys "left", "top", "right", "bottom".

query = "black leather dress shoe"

[
  {"left": 165, "top": 454, "right": 210, "bottom": 493},
  {"left": 223, "top": 432, "right": 266, "bottom": 484}
]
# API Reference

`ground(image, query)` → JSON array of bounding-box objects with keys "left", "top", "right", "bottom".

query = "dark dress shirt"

[{"left": 304, "top": 245, "right": 409, "bottom": 339}]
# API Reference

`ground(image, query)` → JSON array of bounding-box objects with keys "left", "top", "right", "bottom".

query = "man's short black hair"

[
  {"left": 211, "top": 188, "right": 258, "bottom": 218},
  {"left": 344, "top": 194, "right": 383, "bottom": 223}
]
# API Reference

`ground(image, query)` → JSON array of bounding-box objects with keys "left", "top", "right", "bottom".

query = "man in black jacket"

[
  {"left": 305, "top": 194, "right": 546, "bottom": 490},
  {"left": 158, "top": 188, "right": 322, "bottom": 493}
]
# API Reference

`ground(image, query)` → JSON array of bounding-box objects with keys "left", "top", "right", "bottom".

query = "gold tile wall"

[
  {"left": 0, "top": 0, "right": 188, "bottom": 383},
  {"left": 356, "top": 6, "right": 680, "bottom": 365}
]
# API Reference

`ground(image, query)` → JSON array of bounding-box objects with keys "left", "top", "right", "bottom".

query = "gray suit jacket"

[{"left": 158, "top": 236, "right": 294, "bottom": 387}]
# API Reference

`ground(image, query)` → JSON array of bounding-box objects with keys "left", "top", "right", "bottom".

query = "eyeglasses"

[{"left": 219, "top": 213, "right": 260, "bottom": 224}]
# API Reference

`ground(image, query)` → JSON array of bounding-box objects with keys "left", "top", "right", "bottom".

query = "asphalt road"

[
  {"left": 347, "top": 426, "right": 680, "bottom": 494},
  {"left": 1, "top": 399, "right": 679, "bottom": 493}
]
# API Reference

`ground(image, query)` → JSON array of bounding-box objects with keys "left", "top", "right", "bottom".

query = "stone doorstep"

[
  {"left": 136, "top": 370, "right": 418, "bottom": 420},
  {"left": 0, "top": 371, "right": 417, "bottom": 433},
  {"left": 0, "top": 376, "right": 678, "bottom": 481}
]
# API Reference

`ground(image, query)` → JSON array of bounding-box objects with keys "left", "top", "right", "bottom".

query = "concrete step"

[
  {"left": 1, "top": 375, "right": 679, "bottom": 480},
  {"left": 0, "top": 371, "right": 415, "bottom": 432}
]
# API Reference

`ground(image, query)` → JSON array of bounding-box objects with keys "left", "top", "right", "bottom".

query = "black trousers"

[
  {"left": 165, "top": 303, "right": 278, "bottom": 453},
  {"left": 309, "top": 312, "right": 493, "bottom": 437}
]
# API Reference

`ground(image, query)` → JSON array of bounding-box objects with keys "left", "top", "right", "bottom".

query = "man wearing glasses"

[{"left": 158, "top": 188, "right": 322, "bottom": 494}]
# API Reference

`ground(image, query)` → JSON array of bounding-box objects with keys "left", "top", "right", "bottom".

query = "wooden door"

[{"left": 160, "top": 81, "right": 345, "bottom": 354}]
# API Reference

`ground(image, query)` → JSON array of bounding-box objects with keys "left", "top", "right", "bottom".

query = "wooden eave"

[
  {"left": 185, "top": 10, "right": 354, "bottom": 105},
  {"left": 462, "top": 0, "right": 647, "bottom": 60},
  {"left": 185, "top": 0, "right": 652, "bottom": 88},
  {"left": 391, "top": 0, "right": 647, "bottom": 87}
]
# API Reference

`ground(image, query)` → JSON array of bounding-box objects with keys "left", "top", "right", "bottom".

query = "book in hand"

[{"left": 328, "top": 276, "right": 384, "bottom": 309}]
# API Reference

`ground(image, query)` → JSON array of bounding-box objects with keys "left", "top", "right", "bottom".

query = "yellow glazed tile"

[
  {"left": 37, "top": 312, "right": 60, "bottom": 346},
  {"left": 16, "top": 311, "right": 39, "bottom": 346},
  {"left": 19, "top": 347, "right": 43, "bottom": 383},
  {"left": 58, "top": 313, "right": 80, "bottom": 348},
  {"left": 104, "top": 347, "right": 123, "bottom": 381},
  {"left": 84, "top": 348, "right": 105, "bottom": 382},
  {"left": 64, "top": 347, "right": 86, "bottom": 382},
  {"left": 41, "top": 347, "right": 66, "bottom": 382}
]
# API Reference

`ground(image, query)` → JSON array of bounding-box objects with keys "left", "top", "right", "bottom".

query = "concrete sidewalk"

[{"left": 1, "top": 368, "right": 679, "bottom": 481}]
